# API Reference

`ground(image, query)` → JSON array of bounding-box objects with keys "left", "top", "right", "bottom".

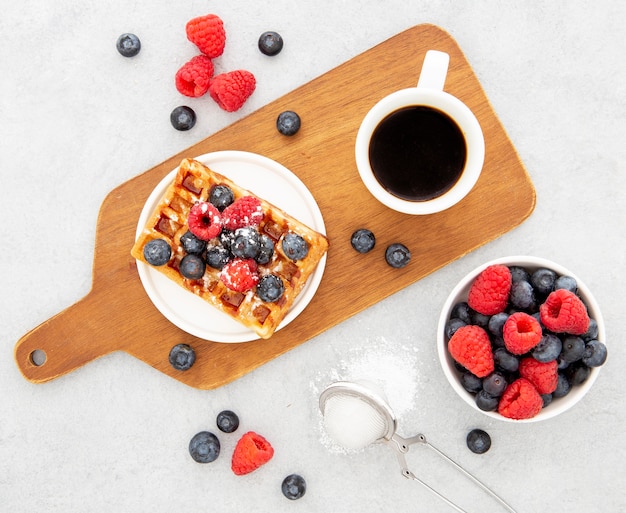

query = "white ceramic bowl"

[{"left": 437, "top": 256, "right": 606, "bottom": 422}]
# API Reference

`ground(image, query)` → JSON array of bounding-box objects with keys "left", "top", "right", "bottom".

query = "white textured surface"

[{"left": 1, "top": 2, "right": 625, "bottom": 512}]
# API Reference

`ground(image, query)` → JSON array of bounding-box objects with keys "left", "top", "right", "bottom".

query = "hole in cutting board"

[{"left": 29, "top": 349, "right": 47, "bottom": 366}]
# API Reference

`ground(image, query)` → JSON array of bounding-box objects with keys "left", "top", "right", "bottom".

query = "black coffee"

[{"left": 369, "top": 106, "right": 467, "bottom": 202}]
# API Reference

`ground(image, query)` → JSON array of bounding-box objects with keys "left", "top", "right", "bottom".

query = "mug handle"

[{"left": 417, "top": 50, "right": 450, "bottom": 91}]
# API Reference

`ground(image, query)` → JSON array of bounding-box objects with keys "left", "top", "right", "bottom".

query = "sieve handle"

[{"left": 389, "top": 433, "right": 518, "bottom": 513}]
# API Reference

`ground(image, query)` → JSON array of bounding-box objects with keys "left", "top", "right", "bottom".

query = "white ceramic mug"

[{"left": 355, "top": 50, "right": 485, "bottom": 215}]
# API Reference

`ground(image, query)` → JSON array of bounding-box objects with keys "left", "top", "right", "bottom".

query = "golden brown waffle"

[{"left": 131, "top": 158, "right": 329, "bottom": 339}]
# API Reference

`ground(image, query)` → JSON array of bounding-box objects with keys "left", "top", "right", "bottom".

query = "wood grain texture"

[{"left": 14, "top": 25, "right": 535, "bottom": 389}]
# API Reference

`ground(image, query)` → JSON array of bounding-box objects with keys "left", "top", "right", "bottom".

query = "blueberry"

[
  {"left": 531, "top": 268, "right": 556, "bottom": 297},
  {"left": 466, "top": 429, "right": 491, "bottom": 454},
  {"left": 482, "top": 372, "right": 507, "bottom": 397},
  {"left": 470, "top": 310, "right": 490, "bottom": 329},
  {"left": 582, "top": 318, "right": 599, "bottom": 341},
  {"left": 487, "top": 312, "right": 509, "bottom": 337},
  {"left": 460, "top": 372, "right": 483, "bottom": 393},
  {"left": 567, "top": 362, "right": 591, "bottom": 386},
  {"left": 541, "top": 393, "right": 553, "bottom": 408},
  {"left": 385, "top": 243, "right": 411, "bottom": 268},
  {"left": 445, "top": 317, "right": 466, "bottom": 339},
  {"left": 216, "top": 410, "right": 240, "bottom": 433},
  {"left": 532, "top": 333, "right": 562, "bottom": 362},
  {"left": 282, "top": 474, "right": 306, "bottom": 500},
  {"left": 169, "top": 343, "right": 196, "bottom": 371},
  {"left": 206, "top": 246, "right": 231, "bottom": 270},
  {"left": 170, "top": 106, "right": 196, "bottom": 131},
  {"left": 258, "top": 31, "right": 284, "bottom": 56},
  {"left": 143, "top": 239, "right": 171, "bottom": 266},
  {"left": 180, "top": 230, "right": 207, "bottom": 255},
  {"left": 232, "top": 227, "right": 261, "bottom": 259},
  {"left": 179, "top": 254, "right": 206, "bottom": 280},
  {"left": 255, "top": 234, "right": 275, "bottom": 265},
  {"left": 209, "top": 185, "right": 234, "bottom": 211},
  {"left": 257, "top": 274, "right": 285, "bottom": 302},
  {"left": 555, "top": 275, "right": 578, "bottom": 293},
  {"left": 552, "top": 372, "right": 571, "bottom": 398},
  {"left": 582, "top": 339, "right": 607, "bottom": 367},
  {"left": 116, "top": 33, "right": 141, "bottom": 57},
  {"left": 475, "top": 390, "right": 499, "bottom": 411},
  {"left": 189, "top": 431, "right": 220, "bottom": 463},
  {"left": 509, "top": 280, "right": 536, "bottom": 311},
  {"left": 350, "top": 228, "right": 376, "bottom": 253},
  {"left": 560, "top": 336, "right": 585, "bottom": 363},
  {"left": 276, "top": 110, "right": 301, "bottom": 136},
  {"left": 219, "top": 229, "right": 236, "bottom": 251},
  {"left": 450, "top": 302, "right": 472, "bottom": 324},
  {"left": 509, "top": 265, "right": 531, "bottom": 283},
  {"left": 282, "top": 232, "right": 309, "bottom": 261}
]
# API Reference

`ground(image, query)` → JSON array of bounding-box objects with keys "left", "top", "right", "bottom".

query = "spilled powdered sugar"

[{"left": 311, "top": 335, "right": 422, "bottom": 454}]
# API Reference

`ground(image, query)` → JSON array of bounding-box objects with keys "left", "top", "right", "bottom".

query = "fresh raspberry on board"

[
  {"left": 187, "top": 201, "right": 223, "bottom": 240},
  {"left": 175, "top": 55, "right": 215, "bottom": 97},
  {"left": 231, "top": 431, "right": 274, "bottom": 475},
  {"left": 467, "top": 264, "right": 512, "bottom": 315},
  {"left": 220, "top": 258, "right": 259, "bottom": 292},
  {"left": 503, "top": 311, "right": 543, "bottom": 355},
  {"left": 186, "top": 13, "right": 226, "bottom": 58},
  {"left": 519, "top": 358, "right": 558, "bottom": 395},
  {"left": 498, "top": 378, "right": 544, "bottom": 420},
  {"left": 209, "top": 70, "right": 256, "bottom": 112},
  {"left": 447, "top": 325, "right": 494, "bottom": 378},
  {"left": 540, "top": 289, "right": 590, "bottom": 335},
  {"left": 222, "top": 196, "right": 264, "bottom": 230}
]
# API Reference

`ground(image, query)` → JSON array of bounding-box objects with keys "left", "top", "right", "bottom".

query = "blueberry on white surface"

[
  {"left": 216, "top": 410, "right": 240, "bottom": 433},
  {"left": 282, "top": 474, "right": 306, "bottom": 500},
  {"left": 258, "top": 31, "right": 284, "bottom": 56},
  {"left": 170, "top": 106, "right": 196, "bottom": 131},
  {"left": 189, "top": 431, "right": 220, "bottom": 463},
  {"left": 466, "top": 429, "right": 491, "bottom": 454},
  {"left": 116, "top": 33, "right": 141, "bottom": 57}
]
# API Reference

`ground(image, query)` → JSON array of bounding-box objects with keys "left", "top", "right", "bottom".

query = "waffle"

[{"left": 131, "top": 158, "right": 329, "bottom": 339}]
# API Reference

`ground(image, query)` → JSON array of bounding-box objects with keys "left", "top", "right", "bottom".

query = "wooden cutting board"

[{"left": 14, "top": 24, "right": 535, "bottom": 389}]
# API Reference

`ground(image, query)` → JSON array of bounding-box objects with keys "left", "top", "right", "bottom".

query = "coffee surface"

[{"left": 369, "top": 106, "right": 467, "bottom": 201}]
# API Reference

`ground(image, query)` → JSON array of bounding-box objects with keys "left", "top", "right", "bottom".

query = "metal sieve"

[{"left": 319, "top": 380, "right": 517, "bottom": 513}]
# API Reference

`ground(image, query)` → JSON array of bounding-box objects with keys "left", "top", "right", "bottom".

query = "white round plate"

[{"left": 135, "top": 151, "right": 328, "bottom": 343}]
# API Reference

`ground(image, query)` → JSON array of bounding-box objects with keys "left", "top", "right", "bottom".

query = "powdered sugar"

[{"left": 311, "top": 335, "right": 422, "bottom": 453}]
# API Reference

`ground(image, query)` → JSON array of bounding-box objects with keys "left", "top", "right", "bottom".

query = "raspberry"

[
  {"left": 220, "top": 258, "right": 259, "bottom": 292},
  {"left": 539, "top": 289, "right": 590, "bottom": 335},
  {"left": 187, "top": 202, "right": 222, "bottom": 241},
  {"left": 467, "top": 264, "right": 512, "bottom": 315},
  {"left": 185, "top": 13, "right": 226, "bottom": 58},
  {"left": 497, "top": 378, "right": 543, "bottom": 420},
  {"left": 519, "top": 358, "right": 558, "bottom": 394},
  {"left": 502, "top": 312, "right": 542, "bottom": 355},
  {"left": 447, "top": 325, "right": 494, "bottom": 378},
  {"left": 222, "top": 196, "right": 264, "bottom": 230},
  {"left": 209, "top": 70, "right": 256, "bottom": 112},
  {"left": 231, "top": 431, "right": 274, "bottom": 475},
  {"left": 175, "top": 55, "right": 214, "bottom": 97}
]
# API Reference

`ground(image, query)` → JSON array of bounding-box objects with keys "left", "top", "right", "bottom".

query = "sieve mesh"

[{"left": 322, "top": 393, "right": 388, "bottom": 450}]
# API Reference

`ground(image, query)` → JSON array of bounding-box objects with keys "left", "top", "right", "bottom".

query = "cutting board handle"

[{"left": 14, "top": 288, "right": 121, "bottom": 384}]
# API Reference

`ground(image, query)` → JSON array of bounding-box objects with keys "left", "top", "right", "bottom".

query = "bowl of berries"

[{"left": 437, "top": 256, "right": 607, "bottom": 422}]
